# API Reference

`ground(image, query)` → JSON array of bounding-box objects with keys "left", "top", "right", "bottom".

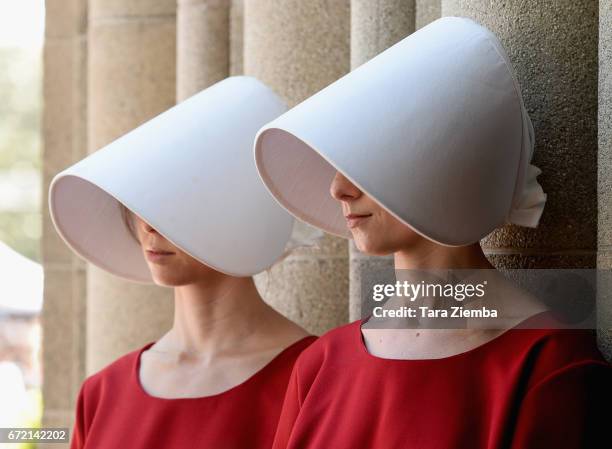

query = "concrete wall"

[
  {"left": 598, "top": 0, "right": 612, "bottom": 359},
  {"left": 416, "top": 0, "right": 440, "bottom": 29},
  {"left": 41, "top": 0, "right": 88, "bottom": 442}
]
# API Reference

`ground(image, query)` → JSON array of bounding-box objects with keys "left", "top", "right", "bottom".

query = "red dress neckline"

[
  {"left": 357, "top": 310, "right": 554, "bottom": 363},
  {"left": 133, "top": 335, "right": 317, "bottom": 401}
]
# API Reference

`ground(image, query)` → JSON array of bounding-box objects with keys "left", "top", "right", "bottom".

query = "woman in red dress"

[
  {"left": 48, "top": 76, "right": 318, "bottom": 448},
  {"left": 253, "top": 17, "right": 612, "bottom": 448}
]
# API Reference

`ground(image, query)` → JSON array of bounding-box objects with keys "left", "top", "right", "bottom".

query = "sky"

[{"left": 0, "top": 0, "right": 45, "bottom": 48}]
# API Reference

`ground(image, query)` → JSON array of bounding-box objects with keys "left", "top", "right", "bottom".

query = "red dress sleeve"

[
  {"left": 271, "top": 362, "right": 302, "bottom": 449},
  {"left": 510, "top": 361, "right": 612, "bottom": 448},
  {"left": 272, "top": 339, "right": 324, "bottom": 449},
  {"left": 69, "top": 381, "right": 88, "bottom": 449}
]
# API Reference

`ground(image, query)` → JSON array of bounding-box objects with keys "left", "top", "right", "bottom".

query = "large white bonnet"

[
  {"left": 49, "top": 76, "right": 301, "bottom": 282},
  {"left": 254, "top": 17, "right": 547, "bottom": 246}
]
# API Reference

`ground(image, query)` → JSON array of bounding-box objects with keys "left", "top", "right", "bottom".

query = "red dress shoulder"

[
  {"left": 272, "top": 312, "right": 611, "bottom": 449},
  {"left": 70, "top": 335, "right": 317, "bottom": 449}
]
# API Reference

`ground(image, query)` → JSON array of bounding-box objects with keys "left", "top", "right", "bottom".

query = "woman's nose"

[
  {"left": 330, "top": 171, "right": 362, "bottom": 202},
  {"left": 142, "top": 220, "right": 158, "bottom": 234}
]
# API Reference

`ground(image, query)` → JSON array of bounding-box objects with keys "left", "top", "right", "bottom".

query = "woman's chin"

[
  {"left": 353, "top": 235, "right": 393, "bottom": 256},
  {"left": 149, "top": 269, "right": 190, "bottom": 287}
]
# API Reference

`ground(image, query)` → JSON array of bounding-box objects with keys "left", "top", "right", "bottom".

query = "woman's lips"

[
  {"left": 345, "top": 213, "right": 372, "bottom": 228},
  {"left": 146, "top": 249, "right": 175, "bottom": 263}
]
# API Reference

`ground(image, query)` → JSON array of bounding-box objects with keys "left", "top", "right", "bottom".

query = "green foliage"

[
  {"left": 0, "top": 46, "right": 42, "bottom": 262},
  {"left": 0, "top": 47, "right": 41, "bottom": 167}
]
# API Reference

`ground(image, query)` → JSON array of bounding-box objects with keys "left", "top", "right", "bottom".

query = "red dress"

[
  {"left": 272, "top": 312, "right": 611, "bottom": 449},
  {"left": 70, "top": 335, "right": 317, "bottom": 449}
]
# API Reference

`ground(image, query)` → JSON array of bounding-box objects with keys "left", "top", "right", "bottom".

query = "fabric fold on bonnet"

[{"left": 505, "top": 96, "right": 547, "bottom": 228}]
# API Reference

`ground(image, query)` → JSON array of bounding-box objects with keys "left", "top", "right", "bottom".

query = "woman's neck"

[
  {"left": 160, "top": 275, "right": 272, "bottom": 357},
  {"left": 387, "top": 241, "right": 496, "bottom": 323},
  {"left": 394, "top": 241, "right": 494, "bottom": 270}
]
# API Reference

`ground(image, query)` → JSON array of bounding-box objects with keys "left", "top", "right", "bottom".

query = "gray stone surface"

[
  {"left": 349, "top": 241, "right": 394, "bottom": 321},
  {"left": 88, "top": 18, "right": 176, "bottom": 146},
  {"left": 255, "top": 256, "right": 349, "bottom": 335},
  {"left": 597, "top": 263, "right": 612, "bottom": 363},
  {"left": 351, "top": 0, "right": 415, "bottom": 68},
  {"left": 245, "top": 0, "right": 351, "bottom": 333},
  {"left": 600, "top": 1, "right": 612, "bottom": 252},
  {"left": 42, "top": 268, "right": 83, "bottom": 410},
  {"left": 244, "top": 0, "right": 350, "bottom": 105},
  {"left": 89, "top": 0, "right": 176, "bottom": 18},
  {"left": 42, "top": 1, "right": 89, "bottom": 444},
  {"left": 598, "top": 248, "right": 612, "bottom": 361},
  {"left": 86, "top": 266, "right": 174, "bottom": 374},
  {"left": 43, "top": 37, "right": 87, "bottom": 266},
  {"left": 45, "top": 0, "right": 87, "bottom": 38},
  {"left": 443, "top": 1, "right": 599, "bottom": 256},
  {"left": 485, "top": 253, "right": 597, "bottom": 270},
  {"left": 416, "top": 0, "right": 440, "bottom": 30},
  {"left": 177, "top": 0, "right": 229, "bottom": 101},
  {"left": 230, "top": 0, "right": 244, "bottom": 75}
]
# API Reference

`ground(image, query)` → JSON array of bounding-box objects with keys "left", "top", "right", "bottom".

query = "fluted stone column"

[
  {"left": 416, "top": 0, "right": 440, "bottom": 29},
  {"left": 348, "top": 0, "right": 415, "bottom": 321},
  {"left": 42, "top": 0, "right": 88, "bottom": 442},
  {"left": 177, "top": 0, "right": 230, "bottom": 100},
  {"left": 244, "top": 0, "right": 351, "bottom": 335},
  {"left": 86, "top": 0, "right": 176, "bottom": 374},
  {"left": 351, "top": 0, "right": 415, "bottom": 68},
  {"left": 230, "top": 0, "right": 244, "bottom": 75},
  {"left": 598, "top": 0, "right": 612, "bottom": 361}
]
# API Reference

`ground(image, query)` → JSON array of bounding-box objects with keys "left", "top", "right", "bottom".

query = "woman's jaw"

[{"left": 329, "top": 171, "right": 494, "bottom": 270}]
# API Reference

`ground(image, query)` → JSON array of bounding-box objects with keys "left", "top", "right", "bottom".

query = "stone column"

[
  {"left": 348, "top": 0, "right": 415, "bottom": 321},
  {"left": 41, "top": 0, "right": 88, "bottom": 442},
  {"left": 599, "top": 0, "right": 612, "bottom": 361},
  {"left": 86, "top": 0, "right": 176, "bottom": 374},
  {"left": 230, "top": 0, "right": 244, "bottom": 75},
  {"left": 351, "top": 0, "right": 415, "bottom": 68},
  {"left": 416, "top": 0, "right": 440, "bottom": 29},
  {"left": 442, "top": 1, "right": 603, "bottom": 345},
  {"left": 244, "top": 0, "right": 351, "bottom": 334},
  {"left": 177, "top": 0, "right": 230, "bottom": 101}
]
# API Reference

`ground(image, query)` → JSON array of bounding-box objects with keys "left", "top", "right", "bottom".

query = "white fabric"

[
  {"left": 49, "top": 76, "right": 296, "bottom": 282},
  {"left": 505, "top": 92, "right": 547, "bottom": 228},
  {"left": 481, "top": 21, "right": 547, "bottom": 228},
  {"left": 254, "top": 17, "right": 546, "bottom": 246}
]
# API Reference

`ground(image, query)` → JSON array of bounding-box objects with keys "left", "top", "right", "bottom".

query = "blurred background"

[
  {"left": 0, "top": 1, "right": 45, "bottom": 448},
  {"left": 1, "top": 1, "right": 611, "bottom": 448}
]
